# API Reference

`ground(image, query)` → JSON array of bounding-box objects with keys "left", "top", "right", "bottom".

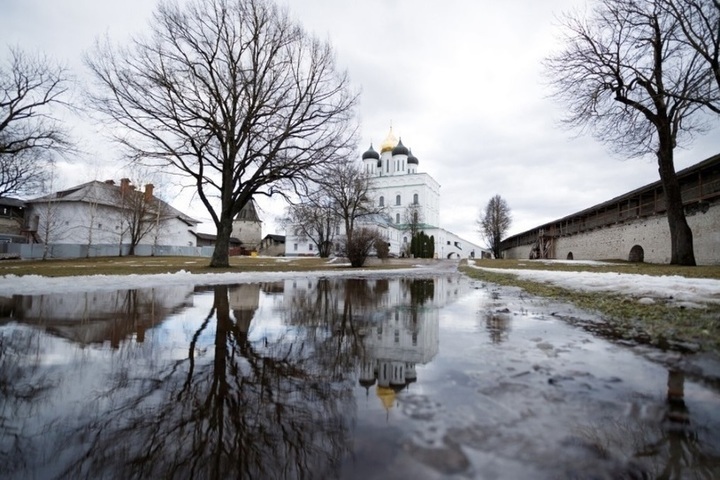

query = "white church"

[{"left": 286, "top": 128, "right": 486, "bottom": 259}]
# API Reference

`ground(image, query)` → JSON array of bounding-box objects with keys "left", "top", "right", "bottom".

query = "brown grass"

[
  {"left": 0, "top": 255, "right": 412, "bottom": 277},
  {"left": 468, "top": 258, "right": 720, "bottom": 279}
]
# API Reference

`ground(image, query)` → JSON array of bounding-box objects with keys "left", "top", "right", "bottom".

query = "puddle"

[{"left": 0, "top": 274, "right": 718, "bottom": 479}]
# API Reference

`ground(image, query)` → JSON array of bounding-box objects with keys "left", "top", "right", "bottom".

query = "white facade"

[
  {"left": 286, "top": 128, "right": 486, "bottom": 259},
  {"left": 26, "top": 180, "right": 199, "bottom": 248}
]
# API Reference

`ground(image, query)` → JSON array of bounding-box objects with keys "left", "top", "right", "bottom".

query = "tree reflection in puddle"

[{"left": 0, "top": 275, "right": 719, "bottom": 479}]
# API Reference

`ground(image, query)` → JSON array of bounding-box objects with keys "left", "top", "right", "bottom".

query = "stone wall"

[{"left": 503, "top": 198, "right": 720, "bottom": 265}]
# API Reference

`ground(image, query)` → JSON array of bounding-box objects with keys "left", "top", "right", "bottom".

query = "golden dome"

[
  {"left": 379, "top": 127, "right": 398, "bottom": 154},
  {"left": 376, "top": 385, "right": 396, "bottom": 410}
]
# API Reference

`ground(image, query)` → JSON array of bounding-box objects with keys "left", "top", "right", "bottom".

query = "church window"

[
  {"left": 413, "top": 193, "right": 418, "bottom": 204},
  {"left": 309, "top": 244, "right": 313, "bottom": 251},
  {"left": 403, "top": 236, "right": 407, "bottom": 243},
  {"left": 379, "top": 196, "right": 384, "bottom": 207},
  {"left": 396, "top": 213, "right": 400, "bottom": 223},
  {"left": 395, "top": 195, "right": 401, "bottom": 205},
  {"left": 294, "top": 243, "right": 298, "bottom": 251}
]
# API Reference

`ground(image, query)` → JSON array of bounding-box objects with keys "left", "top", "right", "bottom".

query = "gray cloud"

[{"left": 2, "top": 0, "right": 717, "bottom": 246}]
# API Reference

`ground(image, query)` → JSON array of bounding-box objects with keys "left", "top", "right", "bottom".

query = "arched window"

[
  {"left": 396, "top": 194, "right": 401, "bottom": 206},
  {"left": 413, "top": 193, "right": 418, "bottom": 204},
  {"left": 396, "top": 213, "right": 400, "bottom": 223},
  {"left": 379, "top": 196, "right": 384, "bottom": 207}
]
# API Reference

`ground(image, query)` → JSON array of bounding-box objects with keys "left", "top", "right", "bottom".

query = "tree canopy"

[
  {"left": 477, "top": 194, "right": 511, "bottom": 259},
  {"left": 545, "top": 0, "right": 720, "bottom": 265},
  {"left": 0, "top": 47, "right": 72, "bottom": 197},
  {"left": 86, "top": 0, "right": 358, "bottom": 267}
]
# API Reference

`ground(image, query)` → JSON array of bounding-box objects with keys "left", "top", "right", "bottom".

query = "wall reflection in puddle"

[{"left": 0, "top": 275, "right": 465, "bottom": 480}]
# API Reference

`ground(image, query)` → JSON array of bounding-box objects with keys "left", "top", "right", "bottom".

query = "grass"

[
  {"left": 0, "top": 255, "right": 410, "bottom": 277},
  {"left": 460, "top": 259, "right": 720, "bottom": 353},
  {"left": 465, "top": 258, "right": 720, "bottom": 279}
]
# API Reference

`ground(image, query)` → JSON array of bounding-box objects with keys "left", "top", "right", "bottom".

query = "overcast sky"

[{"left": 2, "top": 0, "right": 718, "bottom": 244}]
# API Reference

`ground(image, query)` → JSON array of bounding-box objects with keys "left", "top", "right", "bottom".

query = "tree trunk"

[
  {"left": 210, "top": 216, "right": 233, "bottom": 268},
  {"left": 657, "top": 146, "right": 696, "bottom": 266}
]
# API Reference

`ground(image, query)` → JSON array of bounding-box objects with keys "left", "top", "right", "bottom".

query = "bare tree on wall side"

[
  {"left": 86, "top": 0, "right": 357, "bottom": 268},
  {"left": 477, "top": 194, "right": 512, "bottom": 259},
  {"left": 545, "top": 0, "right": 720, "bottom": 265}
]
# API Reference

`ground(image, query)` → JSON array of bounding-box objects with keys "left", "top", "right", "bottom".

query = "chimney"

[
  {"left": 144, "top": 183, "right": 154, "bottom": 202},
  {"left": 105, "top": 179, "right": 115, "bottom": 185},
  {"left": 120, "top": 178, "right": 131, "bottom": 194}
]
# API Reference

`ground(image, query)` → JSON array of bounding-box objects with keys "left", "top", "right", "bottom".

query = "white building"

[
  {"left": 25, "top": 178, "right": 199, "bottom": 249},
  {"left": 286, "top": 128, "right": 486, "bottom": 259}
]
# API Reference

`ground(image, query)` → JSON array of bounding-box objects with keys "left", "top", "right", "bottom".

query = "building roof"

[
  {"left": 193, "top": 232, "right": 242, "bottom": 245},
  {"left": 27, "top": 180, "right": 199, "bottom": 225},
  {"left": 501, "top": 152, "right": 720, "bottom": 248},
  {"left": 234, "top": 200, "right": 261, "bottom": 223},
  {"left": 391, "top": 138, "right": 409, "bottom": 156},
  {"left": 362, "top": 144, "right": 380, "bottom": 160},
  {"left": 380, "top": 127, "right": 398, "bottom": 154},
  {"left": 0, "top": 197, "right": 26, "bottom": 208},
  {"left": 263, "top": 234, "right": 285, "bottom": 243},
  {"left": 407, "top": 149, "right": 419, "bottom": 165}
]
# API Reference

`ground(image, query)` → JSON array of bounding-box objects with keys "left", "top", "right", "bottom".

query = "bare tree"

[
  {"left": 545, "top": 0, "right": 717, "bottom": 265},
  {"left": 86, "top": 0, "right": 357, "bottom": 268},
  {"left": 116, "top": 179, "right": 171, "bottom": 256},
  {"left": 0, "top": 47, "right": 72, "bottom": 197},
  {"left": 477, "top": 194, "right": 512, "bottom": 259},
  {"left": 345, "top": 226, "right": 381, "bottom": 268},
  {"left": 402, "top": 203, "right": 423, "bottom": 257},
  {"left": 285, "top": 159, "right": 382, "bottom": 261},
  {"left": 33, "top": 169, "right": 71, "bottom": 260},
  {"left": 284, "top": 193, "right": 338, "bottom": 257},
  {"left": 659, "top": 0, "right": 720, "bottom": 113},
  {"left": 321, "top": 160, "right": 381, "bottom": 247}
]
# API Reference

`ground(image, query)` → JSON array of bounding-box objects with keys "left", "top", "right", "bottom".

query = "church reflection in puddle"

[
  {"left": 0, "top": 276, "right": 462, "bottom": 480},
  {"left": 1, "top": 274, "right": 719, "bottom": 479}
]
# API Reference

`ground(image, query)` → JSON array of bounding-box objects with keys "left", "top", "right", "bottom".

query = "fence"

[{"left": 1, "top": 243, "right": 216, "bottom": 259}]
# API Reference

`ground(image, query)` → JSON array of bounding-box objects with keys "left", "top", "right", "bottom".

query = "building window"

[
  {"left": 413, "top": 193, "right": 418, "bottom": 204},
  {"left": 308, "top": 244, "right": 313, "bottom": 251},
  {"left": 379, "top": 196, "right": 384, "bottom": 207},
  {"left": 395, "top": 194, "right": 401, "bottom": 206},
  {"left": 294, "top": 243, "right": 298, "bottom": 251},
  {"left": 403, "top": 236, "right": 407, "bottom": 243},
  {"left": 396, "top": 213, "right": 400, "bottom": 223}
]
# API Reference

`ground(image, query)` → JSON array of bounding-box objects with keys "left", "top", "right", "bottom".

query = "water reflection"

[
  {"left": 572, "top": 369, "right": 720, "bottom": 478},
  {"left": 0, "top": 276, "right": 457, "bottom": 479},
  {"left": 1, "top": 275, "right": 719, "bottom": 479}
]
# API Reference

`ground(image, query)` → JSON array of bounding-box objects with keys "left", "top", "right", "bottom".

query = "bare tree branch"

[
  {"left": 0, "top": 47, "right": 73, "bottom": 197},
  {"left": 85, "top": 0, "right": 358, "bottom": 267},
  {"left": 477, "top": 194, "right": 512, "bottom": 259},
  {"left": 544, "top": 0, "right": 716, "bottom": 265}
]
